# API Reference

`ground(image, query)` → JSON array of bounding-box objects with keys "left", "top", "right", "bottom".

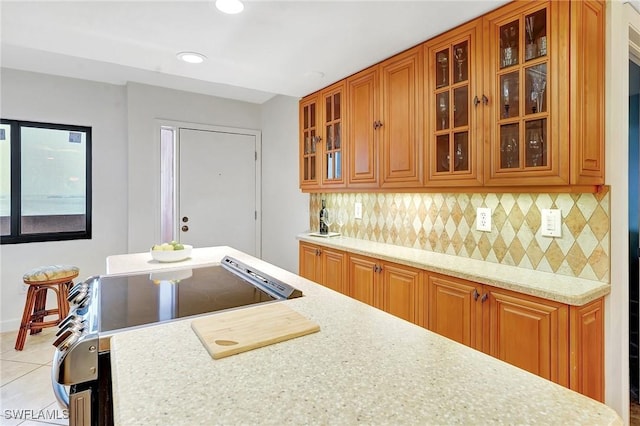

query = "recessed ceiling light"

[
  {"left": 177, "top": 52, "right": 207, "bottom": 64},
  {"left": 215, "top": 0, "right": 244, "bottom": 14}
]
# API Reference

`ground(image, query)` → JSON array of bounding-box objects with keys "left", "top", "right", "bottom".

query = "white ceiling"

[{"left": 0, "top": 0, "right": 509, "bottom": 104}]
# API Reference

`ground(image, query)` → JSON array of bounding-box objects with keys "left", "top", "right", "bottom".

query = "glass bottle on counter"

[{"left": 319, "top": 199, "right": 328, "bottom": 234}]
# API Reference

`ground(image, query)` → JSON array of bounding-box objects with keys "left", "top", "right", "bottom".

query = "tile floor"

[{"left": 0, "top": 328, "right": 68, "bottom": 426}]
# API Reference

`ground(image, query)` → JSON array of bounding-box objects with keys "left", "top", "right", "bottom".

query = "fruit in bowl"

[{"left": 150, "top": 241, "right": 193, "bottom": 262}]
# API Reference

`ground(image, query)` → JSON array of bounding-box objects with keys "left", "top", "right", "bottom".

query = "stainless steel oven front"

[{"left": 51, "top": 256, "right": 303, "bottom": 426}]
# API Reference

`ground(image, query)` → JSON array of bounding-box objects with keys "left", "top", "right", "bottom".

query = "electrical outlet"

[
  {"left": 354, "top": 202, "right": 363, "bottom": 220},
  {"left": 541, "top": 209, "right": 562, "bottom": 237},
  {"left": 476, "top": 207, "right": 492, "bottom": 232}
]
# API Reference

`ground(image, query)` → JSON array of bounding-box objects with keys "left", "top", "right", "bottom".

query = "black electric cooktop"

[{"left": 99, "top": 261, "right": 295, "bottom": 333}]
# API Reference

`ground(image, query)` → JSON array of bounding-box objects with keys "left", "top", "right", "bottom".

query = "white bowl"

[{"left": 150, "top": 245, "right": 193, "bottom": 263}]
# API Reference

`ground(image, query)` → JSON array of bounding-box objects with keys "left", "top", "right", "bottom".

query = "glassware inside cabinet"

[
  {"left": 500, "top": 20, "right": 519, "bottom": 69},
  {"left": 453, "top": 86, "right": 468, "bottom": 128},
  {"left": 453, "top": 132, "right": 468, "bottom": 172},
  {"left": 436, "top": 92, "right": 450, "bottom": 131},
  {"left": 304, "top": 135, "right": 310, "bottom": 155},
  {"left": 500, "top": 72, "right": 519, "bottom": 119},
  {"left": 323, "top": 91, "right": 342, "bottom": 181},
  {"left": 436, "top": 49, "right": 450, "bottom": 89},
  {"left": 525, "top": 64, "right": 547, "bottom": 114},
  {"left": 436, "top": 134, "right": 450, "bottom": 172},
  {"left": 310, "top": 130, "right": 316, "bottom": 153},
  {"left": 525, "top": 8, "right": 547, "bottom": 62},
  {"left": 453, "top": 41, "right": 468, "bottom": 84},
  {"left": 525, "top": 119, "right": 546, "bottom": 167},
  {"left": 500, "top": 123, "right": 519, "bottom": 169},
  {"left": 326, "top": 124, "right": 333, "bottom": 151}
]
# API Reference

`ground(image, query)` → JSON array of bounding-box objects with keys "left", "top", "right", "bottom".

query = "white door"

[{"left": 178, "top": 128, "right": 260, "bottom": 256}]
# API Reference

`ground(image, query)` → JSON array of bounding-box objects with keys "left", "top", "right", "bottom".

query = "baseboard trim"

[{"left": 1, "top": 319, "right": 21, "bottom": 334}]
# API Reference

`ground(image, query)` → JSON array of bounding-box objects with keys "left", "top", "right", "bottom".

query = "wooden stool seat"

[{"left": 15, "top": 265, "right": 79, "bottom": 351}]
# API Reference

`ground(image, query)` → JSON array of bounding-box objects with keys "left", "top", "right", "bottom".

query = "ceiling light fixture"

[
  {"left": 215, "top": 0, "right": 244, "bottom": 14},
  {"left": 177, "top": 52, "right": 207, "bottom": 64}
]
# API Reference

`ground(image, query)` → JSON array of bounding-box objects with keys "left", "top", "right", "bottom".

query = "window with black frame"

[{"left": 0, "top": 120, "right": 92, "bottom": 244}]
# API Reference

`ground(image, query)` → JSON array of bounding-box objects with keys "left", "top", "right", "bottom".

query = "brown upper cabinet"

[
  {"left": 299, "top": 92, "right": 320, "bottom": 189},
  {"left": 299, "top": 82, "right": 348, "bottom": 190},
  {"left": 347, "top": 67, "right": 380, "bottom": 188},
  {"left": 346, "top": 46, "right": 424, "bottom": 189},
  {"left": 483, "top": 1, "right": 569, "bottom": 185},
  {"left": 424, "top": 19, "right": 484, "bottom": 187},
  {"left": 299, "top": 0, "right": 604, "bottom": 192}
]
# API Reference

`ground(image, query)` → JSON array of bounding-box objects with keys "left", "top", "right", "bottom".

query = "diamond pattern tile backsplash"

[{"left": 310, "top": 188, "right": 610, "bottom": 282}]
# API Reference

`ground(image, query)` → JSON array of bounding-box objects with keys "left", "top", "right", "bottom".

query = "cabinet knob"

[
  {"left": 473, "top": 96, "right": 480, "bottom": 107},
  {"left": 473, "top": 289, "right": 479, "bottom": 301},
  {"left": 482, "top": 95, "right": 489, "bottom": 105},
  {"left": 481, "top": 293, "right": 488, "bottom": 302}
]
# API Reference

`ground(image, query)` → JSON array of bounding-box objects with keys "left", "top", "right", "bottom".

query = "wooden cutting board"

[{"left": 191, "top": 303, "right": 320, "bottom": 360}]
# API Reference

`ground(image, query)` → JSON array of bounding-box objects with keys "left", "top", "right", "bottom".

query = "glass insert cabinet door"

[
  {"left": 496, "top": 5, "right": 549, "bottom": 172},
  {"left": 300, "top": 96, "right": 318, "bottom": 186},
  {"left": 322, "top": 86, "right": 344, "bottom": 184},
  {"left": 430, "top": 35, "right": 473, "bottom": 179}
]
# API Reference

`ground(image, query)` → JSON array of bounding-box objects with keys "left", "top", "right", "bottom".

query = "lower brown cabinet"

[
  {"left": 299, "top": 242, "right": 347, "bottom": 294},
  {"left": 299, "top": 243, "right": 604, "bottom": 401},
  {"left": 427, "top": 271, "right": 603, "bottom": 402},
  {"left": 347, "top": 253, "right": 424, "bottom": 325}
]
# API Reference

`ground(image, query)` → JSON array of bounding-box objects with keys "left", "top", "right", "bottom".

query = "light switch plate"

[
  {"left": 354, "top": 202, "right": 363, "bottom": 220},
  {"left": 476, "top": 207, "right": 491, "bottom": 232},
  {"left": 541, "top": 209, "right": 562, "bottom": 237}
]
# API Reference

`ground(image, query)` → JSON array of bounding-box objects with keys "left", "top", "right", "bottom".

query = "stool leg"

[
  {"left": 57, "top": 281, "right": 71, "bottom": 320},
  {"left": 15, "top": 286, "right": 37, "bottom": 351},
  {"left": 30, "top": 288, "right": 47, "bottom": 335}
]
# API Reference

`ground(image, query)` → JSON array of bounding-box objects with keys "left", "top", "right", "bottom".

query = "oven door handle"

[
  {"left": 52, "top": 374, "right": 70, "bottom": 409},
  {"left": 51, "top": 350, "right": 69, "bottom": 409}
]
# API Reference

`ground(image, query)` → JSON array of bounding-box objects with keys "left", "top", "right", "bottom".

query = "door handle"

[
  {"left": 182, "top": 216, "right": 189, "bottom": 223},
  {"left": 181, "top": 225, "right": 189, "bottom": 232}
]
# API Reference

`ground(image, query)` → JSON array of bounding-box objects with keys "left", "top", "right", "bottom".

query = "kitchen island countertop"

[{"left": 109, "top": 247, "right": 621, "bottom": 425}]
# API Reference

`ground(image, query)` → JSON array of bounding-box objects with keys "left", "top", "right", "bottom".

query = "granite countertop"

[
  {"left": 297, "top": 234, "right": 610, "bottom": 306},
  {"left": 109, "top": 247, "right": 621, "bottom": 425}
]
